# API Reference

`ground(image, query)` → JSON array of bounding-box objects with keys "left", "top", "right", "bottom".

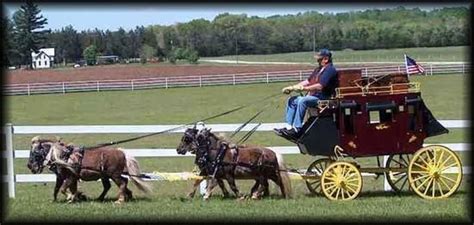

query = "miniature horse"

[
  {"left": 27, "top": 136, "right": 151, "bottom": 203},
  {"left": 176, "top": 128, "right": 233, "bottom": 198},
  {"left": 177, "top": 127, "right": 292, "bottom": 199}
]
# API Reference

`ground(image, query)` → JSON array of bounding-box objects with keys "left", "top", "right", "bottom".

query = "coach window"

[
  {"left": 367, "top": 101, "right": 396, "bottom": 124},
  {"left": 341, "top": 101, "right": 356, "bottom": 134},
  {"left": 406, "top": 96, "right": 421, "bottom": 131}
]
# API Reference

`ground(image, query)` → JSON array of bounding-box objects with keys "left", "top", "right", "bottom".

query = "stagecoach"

[{"left": 278, "top": 69, "right": 463, "bottom": 201}]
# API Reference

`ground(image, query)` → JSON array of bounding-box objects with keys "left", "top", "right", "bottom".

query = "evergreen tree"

[{"left": 12, "top": 1, "right": 50, "bottom": 69}]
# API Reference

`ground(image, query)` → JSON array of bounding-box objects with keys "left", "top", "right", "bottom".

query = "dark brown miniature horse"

[
  {"left": 27, "top": 136, "right": 151, "bottom": 203},
  {"left": 176, "top": 128, "right": 233, "bottom": 198},
  {"left": 177, "top": 128, "right": 292, "bottom": 199}
]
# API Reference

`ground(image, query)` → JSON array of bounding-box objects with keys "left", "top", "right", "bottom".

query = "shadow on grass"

[
  {"left": 302, "top": 189, "right": 468, "bottom": 199},
  {"left": 359, "top": 189, "right": 468, "bottom": 199}
]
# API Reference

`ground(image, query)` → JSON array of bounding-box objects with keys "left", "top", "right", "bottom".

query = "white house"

[{"left": 31, "top": 48, "right": 55, "bottom": 69}]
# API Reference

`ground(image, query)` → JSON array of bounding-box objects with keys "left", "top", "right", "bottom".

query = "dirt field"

[{"left": 6, "top": 64, "right": 315, "bottom": 84}]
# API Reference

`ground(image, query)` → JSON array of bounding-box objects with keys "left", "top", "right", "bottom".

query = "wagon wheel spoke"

[
  {"left": 400, "top": 154, "right": 410, "bottom": 166},
  {"left": 346, "top": 182, "right": 360, "bottom": 188},
  {"left": 422, "top": 178, "right": 433, "bottom": 195},
  {"left": 438, "top": 155, "right": 454, "bottom": 170},
  {"left": 345, "top": 184, "right": 357, "bottom": 194},
  {"left": 329, "top": 185, "right": 339, "bottom": 197},
  {"left": 335, "top": 186, "right": 341, "bottom": 199},
  {"left": 411, "top": 174, "right": 430, "bottom": 183},
  {"left": 415, "top": 176, "right": 432, "bottom": 190},
  {"left": 438, "top": 176, "right": 453, "bottom": 190},
  {"left": 399, "top": 174, "right": 409, "bottom": 190},
  {"left": 436, "top": 149, "right": 445, "bottom": 168},
  {"left": 412, "top": 162, "right": 429, "bottom": 171},
  {"left": 391, "top": 171, "right": 404, "bottom": 177},
  {"left": 391, "top": 158, "right": 404, "bottom": 167},
  {"left": 436, "top": 180, "right": 445, "bottom": 196},
  {"left": 440, "top": 163, "right": 460, "bottom": 173},
  {"left": 392, "top": 173, "right": 407, "bottom": 185},
  {"left": 439, "top": 174, "right": 457, "bottom": 184}
]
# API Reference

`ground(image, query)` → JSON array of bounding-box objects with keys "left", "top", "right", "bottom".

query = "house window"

[
  {"left": 45, "top": 60, "right": 49, "bottom": 67},
  {"left": 38, "top": 61, "right": 41, "bottom": 66}
]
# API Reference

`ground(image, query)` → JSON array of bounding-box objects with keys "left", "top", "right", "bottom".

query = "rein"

[{"left": 84, "top": 92, "right": 281, "bottom": 150}]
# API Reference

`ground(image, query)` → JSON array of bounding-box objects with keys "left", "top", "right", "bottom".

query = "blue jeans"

[{"left": 285, "top": 95, "right": 320, "bottom": 130}]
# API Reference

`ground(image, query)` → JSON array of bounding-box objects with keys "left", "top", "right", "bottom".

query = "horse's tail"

[
  {"left": 275, "top": 152, "right": 293, "bottom": 199},
  {"left": 122, "top": 150, "right": 152, "bottom": 194}
]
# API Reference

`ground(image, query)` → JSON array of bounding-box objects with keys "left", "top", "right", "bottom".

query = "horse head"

[
  {"left": 196, "top": 128, "right": 218, "bottom": 154},
  {"left": 27, "top": 136, "right": 57, "bottom": 174},
  {"left": 176, "top": 127, "right": 199, "bottom": 155}
]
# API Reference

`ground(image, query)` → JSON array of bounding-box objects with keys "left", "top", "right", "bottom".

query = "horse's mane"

[
  {"left": 211, "top": 132, "right": 250, "bottom": 148},
  {"left": 31, "top": 136, "right": 56, "bottom": 144}
]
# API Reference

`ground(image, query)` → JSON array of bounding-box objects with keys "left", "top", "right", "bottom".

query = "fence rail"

[
  {"left": 1, "top": 121, "right": 469, "bottom": 198},
  {"left": 4, "top": 63, "right": 470, "bottom": 96}
]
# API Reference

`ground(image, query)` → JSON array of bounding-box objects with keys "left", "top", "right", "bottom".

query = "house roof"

[{"left": 31, "top": 48, "right": 55, "bottom": 58}]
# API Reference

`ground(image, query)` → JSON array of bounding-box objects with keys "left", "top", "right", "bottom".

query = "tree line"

[{"left": 2, "top": 3, "right": 469, "bottom": 68}]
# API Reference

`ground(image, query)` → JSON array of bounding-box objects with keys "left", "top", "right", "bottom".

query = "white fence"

[
  {"left": 2, "top": 120, "right": 469, "bottom": 198},
  {"left": 4, "top": 63, "right": 470, "bottom": 96}
]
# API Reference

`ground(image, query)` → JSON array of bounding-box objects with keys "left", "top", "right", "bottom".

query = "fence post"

[
  {"left": 383, "top": 156, "right": 392, "bottom": 192},
  {"left": 299, "top": 71, "right": 303, "bottom": 81},
  {"left": 364, "top": 68, "right": 368, "bottom": 77},
  {"left": 266, "top": 73, "right": 269, "bottom": 83},
  {"left": 165, "top": 78, "right": 168, "bottom": 89},
  {"left": 233, "top": 75, "right": 236, "bottom": 85},
  {"left": 96, "top": 81, "right": 100, "bottom": 92},
  {"left": 199, "top": 76, "right": 202, "bottom": 87},
  {"left": 131, "top": 80, "right": 134, "bottom": 91},
  {"left": 430, "top": 64, "right": 433, "bottom": 76},
  {"left": 462, "top": 64, "right": 465, "bottom": 75},
  {"left": 4, "top": 123, "right": 15, "bottom": 198},
  {"left": 62, "top": 82, "right": 66, "bottom": 94},
  {"left": 27, "top": 84, "right": 30, "bottom": 96},
  {"left": 397, "top": 66, "right": 401, "bottom": 73}
]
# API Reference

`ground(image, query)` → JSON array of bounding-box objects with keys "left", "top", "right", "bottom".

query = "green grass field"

[
  {"left": 3, "top": 73, "right": 471, "bottom": 223},
  {"left": 202, "top": 46, "right": 469, "bottom": 63}
]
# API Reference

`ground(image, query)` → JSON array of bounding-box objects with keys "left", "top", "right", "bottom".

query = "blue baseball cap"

[{"left": 316, "top": 49, "right": 332, "bottom": 58}]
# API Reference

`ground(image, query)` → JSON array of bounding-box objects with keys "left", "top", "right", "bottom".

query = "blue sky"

[{"left": 3, "top": 3, "right": 470, "bottom": 32}]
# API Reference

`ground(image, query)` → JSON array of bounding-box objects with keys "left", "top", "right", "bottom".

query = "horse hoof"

[
  {"left": 251, "top": 194, "right": 261, "bottom": 200},
  {"left": 114, "top": 200, "right": 124, "bottom": 204}
]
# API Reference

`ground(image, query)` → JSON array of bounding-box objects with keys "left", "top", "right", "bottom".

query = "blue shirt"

[{"left": 309, "top": 63, "right": 338, "bottom": 99}]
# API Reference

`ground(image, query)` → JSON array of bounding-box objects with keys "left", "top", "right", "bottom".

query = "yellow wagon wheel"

[
  {"left": 321, "top": 162, "right": 362, "bottom": 201},
  {"left": 408, "top": 145, "right": 462, "bottom": 199},
  {"left": 385, "top": 154, "right": 412, "bottom": 192},
  {"left": 305, "top": 158, "right": 333, "bottom": 195}
]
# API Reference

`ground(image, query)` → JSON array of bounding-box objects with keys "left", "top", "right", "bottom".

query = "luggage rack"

[{"left": 335, "top": 82, "right": 420, "bottom": 98}]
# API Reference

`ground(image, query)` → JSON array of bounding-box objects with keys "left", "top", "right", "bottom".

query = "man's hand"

[
  {"left": 292, "top": 84, "right": 304, "bottom": 92},
  {"left": 282, "top": 84, "right": 304, "bottom": 94},
  {"left": 282, "top": 86, "right": 294, "bottom": 94}
]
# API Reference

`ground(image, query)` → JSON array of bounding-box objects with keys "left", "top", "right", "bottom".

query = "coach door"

[{"left": 361, "top": 101, "right": 399, "bottom": 155}]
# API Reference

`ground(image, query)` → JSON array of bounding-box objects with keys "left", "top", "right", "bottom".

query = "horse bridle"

[{"left": 183, "top": 128, "right": 200, "bottom": 154}]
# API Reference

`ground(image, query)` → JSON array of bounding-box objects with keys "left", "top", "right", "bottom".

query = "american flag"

[{"left": 405, "top": 54, "right": 425, "bottom": 75}]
